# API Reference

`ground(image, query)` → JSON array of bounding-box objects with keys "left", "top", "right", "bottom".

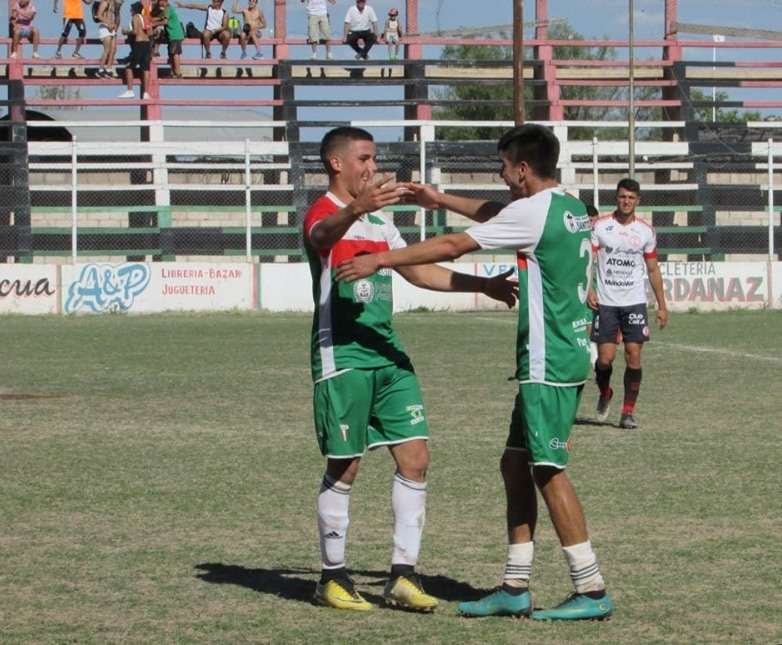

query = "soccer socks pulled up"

[
  {"left": 622, "top": 367, "right": 642, "bottom": 414},
  {"left": 391, "top": 473, "right": 427, "bottom": 567},
  {"left": 562, "top": 541, "right": 605, "bottom": 594},
  {"left": 595, "top": 362, "right": 613, "bottom": 398},
  {"left": 318, "top": 475, "right": 352, "bottom": 571},
  {"left": 503, "top": 541, "right": 533, "bottom": 590}
]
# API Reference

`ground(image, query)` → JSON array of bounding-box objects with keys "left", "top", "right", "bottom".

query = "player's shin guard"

[
  {"left": 562, "top": 541, "right": 605, "bottom": 594},
  {"left": 622, "top": 367, "right": 642, "bottom": 414},
  {"left": 595, "top": 362, "right": 613, "bottom": 398},
  {"left": 318, "top": 475, "right": 352, "bottom": 571},
  {"left": 391, "top": 473, "right": 427, "bottom": 566}
]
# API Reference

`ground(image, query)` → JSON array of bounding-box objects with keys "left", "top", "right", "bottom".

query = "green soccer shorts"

[
  {"left": 313, "top": 364, "right": 429, "bottom": 459},
  {"left": 506, "top": 382, "right": 584, "bottom": 469}
]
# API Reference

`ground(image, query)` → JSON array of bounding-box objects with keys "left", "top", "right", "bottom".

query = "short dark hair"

[
  {"left": 616, "top": 177, "right": 640, "bottom": 194},
  {"left": 586, "top": 204, "right": 599, "bottom": 218},
  {"left": 320, "top": 126, "right": 374, "bottom": 176},
  {"left": 497, "top": 124, "right": 559, "bottom": 179}
]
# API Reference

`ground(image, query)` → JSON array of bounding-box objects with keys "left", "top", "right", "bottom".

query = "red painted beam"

[{"left": 25, "top": 98, "right": 283, "bottom": 107}]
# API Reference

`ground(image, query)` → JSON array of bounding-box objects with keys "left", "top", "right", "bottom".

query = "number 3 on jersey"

[{"left": 577, "top": 237, "right": 593, "bottom": 304}]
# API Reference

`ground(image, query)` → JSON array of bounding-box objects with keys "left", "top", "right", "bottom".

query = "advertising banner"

[
  {"left": 0, "top": 265, "right": 58, "bottom": 314},
  {"left": 60, "top": 262, "right": 254, "bottom": 314},
  {"left": 656, "top": 262, "right": 769, "bottom": 311}
]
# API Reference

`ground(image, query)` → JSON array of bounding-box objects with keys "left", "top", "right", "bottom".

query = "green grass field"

[{"left": 1, "top": 310, "right": 781, "bottom": 644}]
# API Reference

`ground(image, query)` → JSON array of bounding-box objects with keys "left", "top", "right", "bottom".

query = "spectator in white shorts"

[
  {"left": 302, "top": 0, "right": 335, "bottom": 60},
  {"left": 10, "top": 0, "right": 41, "bottom": 59},
  {"left": 95, "top": 0, "right": 119, "bottom": 76}
]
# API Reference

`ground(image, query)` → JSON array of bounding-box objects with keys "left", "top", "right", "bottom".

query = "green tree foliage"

[
  {"left": 434, "top": 21, "right": 619, "bottom": 140},
  {"left": 687, "top": 88, "right": 762, "bottom": 123}
]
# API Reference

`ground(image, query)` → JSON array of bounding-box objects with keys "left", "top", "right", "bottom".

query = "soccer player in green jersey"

[
  {"left": 336, "top": 124, "right": 614, "bottom": 621},
  {"left": 304, "top": 126, "right": 517, "bottom": 613}
]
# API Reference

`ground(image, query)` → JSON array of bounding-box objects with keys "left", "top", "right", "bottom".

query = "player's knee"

[{"left": 396, "top": 444, "right": 429, "bottom": 480}]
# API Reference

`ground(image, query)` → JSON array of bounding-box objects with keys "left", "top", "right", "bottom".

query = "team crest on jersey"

[
  {"left": 563, "top": 211, "right": 591, "bottom": 234},
  {"left": 353, "top": 279, "right": 375, "bottom": 303}
]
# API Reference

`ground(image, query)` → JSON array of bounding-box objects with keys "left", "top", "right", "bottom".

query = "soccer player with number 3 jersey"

[
  {"left": 588, "top": 178, "right": 668, "bottom": 429},
  {"left": 304, "top": 127, "right": 517, "bottom": 613},
  {"left": 337, "top": 124, "right": 615, "bottom": 622}
]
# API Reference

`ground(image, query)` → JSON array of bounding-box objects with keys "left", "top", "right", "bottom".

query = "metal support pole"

[
  {"left": 513, "top": 0, "right": 525, "bottom": 125},
  {"left": 71, "top": 136, "right": 78, "bottom": 263},
  {"left": 628, "top": 0, "right": 635, "bottom": 178},
  {"left": 419, "top": 124, "right": 435, "bottom": 241},
  {"left": 245, "top": 138, "right": 252, "bottom": 262},
  {"left": 768, "top": 138, "right": 775, "bottom": 307},
  {"left": 592, "top": 136, "right": 600, "bottom": 210}
]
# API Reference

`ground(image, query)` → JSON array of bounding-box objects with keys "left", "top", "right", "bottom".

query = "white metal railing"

[{"left": 18, "top": 119, "right": 780, "bottom": 306}]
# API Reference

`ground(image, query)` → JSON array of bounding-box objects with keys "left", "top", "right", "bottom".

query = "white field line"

[{"left": 471, "top": 316, "right": 782, "bottom": 364}]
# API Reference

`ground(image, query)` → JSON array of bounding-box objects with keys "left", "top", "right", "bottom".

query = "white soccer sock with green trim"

[
  {"left": 563, "top": 540, "right": 605, "bottom": 593},
  {"left": 317, "top": 475, "right": 352, "bottom": 570},
  {"left": 391, "top": 473, "right": 427, "bottom": 566},
  {"left": 503, "top": 541, "right": 534, "bottom": 588}
]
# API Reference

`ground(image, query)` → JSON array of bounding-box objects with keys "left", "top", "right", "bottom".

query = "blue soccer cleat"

[
  {"left": 531, "top": 592, "right": 614, "bottom": 621},
  {"left": 458, "top": 588, "right": 532, "bottom": 618}
]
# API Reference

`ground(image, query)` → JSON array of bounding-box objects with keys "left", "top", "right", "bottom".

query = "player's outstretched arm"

[
  {"left": 335, "top": 232, "right": 478, "bottom": 282},
  {"left": 309, "top": 175, "right": 406, "bottom": 251},
  {"left": 645, "top": 257, "right": 668, "bottom": 328},
  {"left": 397, "top": 265, "right": 518, "bottom": 308},
  {"left": 401, "top": 183, "right": 505, "bottom": 223}
]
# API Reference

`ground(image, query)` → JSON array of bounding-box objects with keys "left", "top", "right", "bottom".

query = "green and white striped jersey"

[{"left": 467, "top": 187, "right": 593, "bottom": 385}]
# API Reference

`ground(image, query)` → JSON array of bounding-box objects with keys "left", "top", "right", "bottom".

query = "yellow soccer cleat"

[
  {"left": 313, "top": 578, "right": 373, "bottom": 612},
  {"left": 383, "top": 575, "right": 439, "bottom": 613}
]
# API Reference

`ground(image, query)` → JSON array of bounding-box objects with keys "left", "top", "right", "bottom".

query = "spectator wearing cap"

[
  {"left": 342, "top": 0, "right": 378, "bottom": 61},
  {"left": 381, "top": 7, "right": 402, "bottom": 61}
]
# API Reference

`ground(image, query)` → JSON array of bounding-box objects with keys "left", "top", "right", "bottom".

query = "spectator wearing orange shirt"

[{"left": 54, "top": 0, "right": 94, "bottom": 58}]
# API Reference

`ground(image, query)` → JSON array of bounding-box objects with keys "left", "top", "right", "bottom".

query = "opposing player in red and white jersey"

[
  {"left": 587, "top": 178, "right": 668, "bottom": 429},
  {"left": 303, "top": 126, "right": 517, "bottom": 613}
]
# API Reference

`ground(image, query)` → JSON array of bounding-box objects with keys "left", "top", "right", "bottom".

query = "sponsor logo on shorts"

[
  {"left": 628, "top": 312, "right": 646, "bottom": 325},
  {"left": 406, "top": 404, "right": 425, "bottom": 426},
  {"left": 642, "top": 325, "right": 650, "bottom": 337},
  {"left": 353, "top": 279, "right": 374, "bottom": 303},
  {"left": 548, "top": 438, "right": 573, "bottom": 452}
]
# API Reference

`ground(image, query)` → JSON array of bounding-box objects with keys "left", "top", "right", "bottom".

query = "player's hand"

[
  {"left": 586, "top": 290, "right": 599, "bottom": 310},
  {"left": 656, "top": 308, "right": 668, "bottom": 329},
  {"left": 399, "top": 182, "right": 441, "bottom": 209},
  {"left": 350, "top": 174, "right": 407, "bottom": 215},
  {"left": 335, "top": 254, "right": 380, "bottom": 282},
  {"left": 483, "top": 268, "right": 518, "bottom": 309}
]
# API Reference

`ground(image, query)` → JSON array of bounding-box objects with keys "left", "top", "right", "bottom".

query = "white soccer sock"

[
  {"left": 503, "top": 541, "right": 534, "bottom": 588},
  {"left": 563, "top": 540, "right": 605, "bottom": 593},
  {"left": 317, "top": 475, "right": 352, "bottom": 570},
  {"left": 589, "top": 341, "right": 599, "bottom": 366},
  {"left": 391, "top": 473, "right": 427, "bottom": 566}
]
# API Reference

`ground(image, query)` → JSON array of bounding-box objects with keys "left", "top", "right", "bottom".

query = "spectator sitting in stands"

[
  {"left": 118, "top": 0, "right": 151, "bottom": 98},
  {"left": 381, "top": 7, "right": 402, "bottom": 61},
  {"left": 342, "top": 0, "right": 378, "bottom": 61},
  {"left": 53, "top": 0, "right": 93, "bottom": 59},
  {"left": 11, "top": 0, "right": 41, "bottom": 59},
  {"left": 231, "top": 0, "right": 265, "bottom": 60},
  {"left": 158, "top": 0, "right": 184, "bottom": 77},
  {"left": 301, "top": 0, "right": 336, "bottom": 61},
  {"left": 95, "top": 0, "right": 119, "bottom": 76},
  {"left": 176, "top": 0, "right": 230, "bottom": 59}
]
